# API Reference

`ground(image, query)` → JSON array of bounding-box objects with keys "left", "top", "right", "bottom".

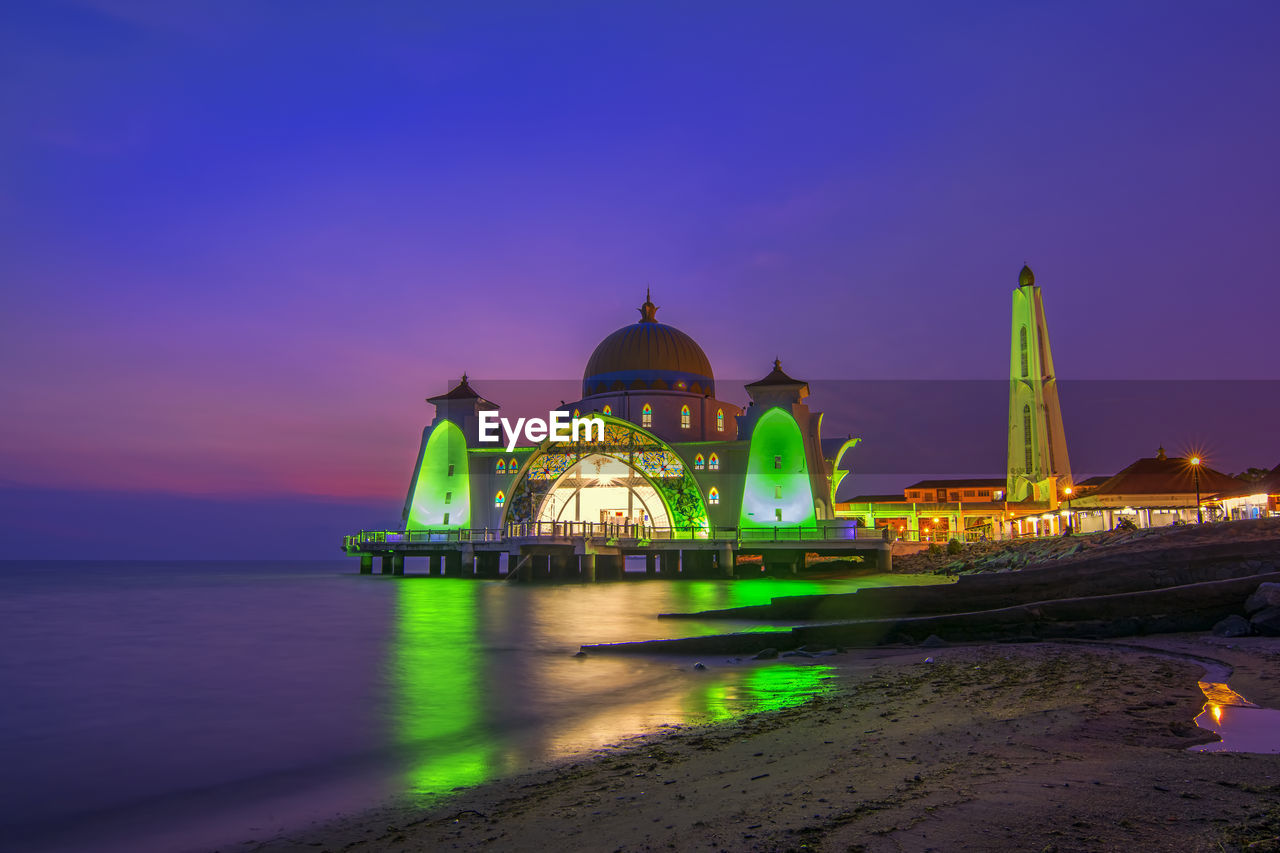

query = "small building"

[
  {"left": 836, "top": 478, "right": 1012, "bottom": 542},
  {"left": 1209, "top": 463, "right": 1280, "bottom": 521},
  {"left": 1068, "top": 447, "right": 1240, "bottom": 532}
]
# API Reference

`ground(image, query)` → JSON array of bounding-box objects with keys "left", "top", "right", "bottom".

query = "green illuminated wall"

[
  {"left": 738, "top": 407, "right": 817, "bottom": 528},
  {"left": 406, "top": 420, "right": 471, "bottom": 528}
]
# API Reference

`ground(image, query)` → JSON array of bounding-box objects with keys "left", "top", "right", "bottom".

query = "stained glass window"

[
  {"left": 680, "top": 405, "right": 690, "bottom": 429},
  {"left": 716, "top": 409, "right": 724, "bottom": 431},
  {"left": 602, "top": 405, "right": 612, "bottom": 415},
  {"left": 496, "top": 459, "right": 506, "bottom": 474},
  {"left": 642, "top": 403, "right": 652, "bottom": 428},
  {"left": 694, "top": 453, "right": 705, "bottom": 469},
  {"left": 495, "top": 491, "right": 505, "bottom": 507},
  {"left": 708, "top": 487, "right": 719, "bottom": 505},
  {"left": 709, "top": 453, "right": 719, "bottom": 471}
]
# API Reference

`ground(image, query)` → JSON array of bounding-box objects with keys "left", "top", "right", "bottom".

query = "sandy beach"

[{"left": 250, "top": 635, "right": 1280, "bottom": 853}]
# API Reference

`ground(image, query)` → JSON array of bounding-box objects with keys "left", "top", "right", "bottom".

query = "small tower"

[{"left": 1007, "top": 265, "right": 1072, "bottom": 502}]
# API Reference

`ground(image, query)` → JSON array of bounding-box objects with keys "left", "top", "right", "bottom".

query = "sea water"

[{"left": 0, "top": 561, "right": 942, "bottom": 852}]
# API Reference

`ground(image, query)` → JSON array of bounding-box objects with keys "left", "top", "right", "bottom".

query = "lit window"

[
  {"left": 642, "top": 403, "right": 652, "bottom": 428},
  {"left": 510, "top": 457, "right": 518, "bottom": 470},
  {"left": 1020, "top": 326, "right": 1029, "bottom": 378},
  {"left": 774, "top": 485, "right": 782, "bottom": 499},
  {"left": 443, "top": 512, "right": 450, "bottom": 525},
  {"left": 573, "top": 409, "right": 580, "bottom": 418},
  {"left": 496, "top": 459, "right": 505, "bottom": 474},
  {"left": 445, "top": 491, "right": 452, "bottom": 504},
  {"left": 774, "top": 455, "right": 781, "bottom": 469},
  {"left": 709, "top": 453, "right": 719, "bottom": 471},
  {"left": 447, "top": 464, "right": 455, "bottom": 477},
  {"left": 495, "top": 491, "right": 505, "bottom": 507},
  {"left": 603, "top": 405, "right": 612, "bottom": 415},
  {"left": 775, "top": 508, "right": 783, "bottom": 521},
  {"left": 1023, "top": 404, "right": 1033, "bottom": 472},
  {"left": 680, "top": 405, "right": 690, "bottom": 429},
  {"left": 716, "top": 409, "right": 724, "bottom": 431},
  {"left": 694, "top": 454, "right": 705, "bottom": 470},
  {"left": 708, "top": 487, "right": 719, "bottom": 505}
]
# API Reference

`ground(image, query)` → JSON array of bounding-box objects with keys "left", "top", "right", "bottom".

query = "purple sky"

[{"left": 2, "top": 2, "right": 1277, "bottom": 556}]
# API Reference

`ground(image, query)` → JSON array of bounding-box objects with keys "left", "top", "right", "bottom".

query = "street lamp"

[
  {"left": 1063, "top": 486, "right": 1074, "bottom": 534},
  {"left": 1190, "top": 457, "right": 1203, "bottom": 524}
]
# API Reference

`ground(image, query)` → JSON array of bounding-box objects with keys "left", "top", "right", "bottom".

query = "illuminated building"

[
  {"left": 1070, "top": 447, "right": 1244, "bottom": 531},
  {"left": 347, "top": 292, "right": 884, "bottom": 577},
  {"left": 1208, "top": 463, "right": 1280, "bottom": 521},
  {"left": 1006, "top": 263, "right": 1071, "bottom": 502}
]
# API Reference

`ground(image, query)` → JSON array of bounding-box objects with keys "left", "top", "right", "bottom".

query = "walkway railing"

[{"left": 343, "top": 522, "right": 890, "bottom": 550}]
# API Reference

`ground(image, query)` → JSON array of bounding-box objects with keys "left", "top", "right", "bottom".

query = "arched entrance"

[
  {"left": 536, "top": 453, "right": 672, "bottom": 527},
  {"left": 502, "top": 414, "right": 708, "bottom": 535}
]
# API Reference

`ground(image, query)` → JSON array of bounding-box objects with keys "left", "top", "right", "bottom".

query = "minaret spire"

[{"left": 638, "top": 289, "right": 658, "bottom": 322}]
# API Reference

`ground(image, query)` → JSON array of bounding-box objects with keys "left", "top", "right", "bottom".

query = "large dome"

[{"left": 583, "top": 294, "right": 715, "bottom": 397}]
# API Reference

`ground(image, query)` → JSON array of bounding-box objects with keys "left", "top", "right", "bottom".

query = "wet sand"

[{"left": 251, "top": 636, "right": 1280, "bottom": 853}]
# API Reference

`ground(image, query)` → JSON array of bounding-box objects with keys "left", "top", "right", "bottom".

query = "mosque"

[
  {"left": 344, "top": 266, "right": 1146, "bottom": 576},
  {"left": 345, "top": 291, "right": 870, "bottom": 578}
]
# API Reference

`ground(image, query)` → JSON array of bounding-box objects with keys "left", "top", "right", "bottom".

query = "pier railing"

[{"left": 344, "top": 522, "right": 889, "bottom": 550}]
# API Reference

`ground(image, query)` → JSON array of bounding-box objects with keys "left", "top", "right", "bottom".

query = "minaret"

[{"left": 1006, "top": 264, "right": 1071, "bottom": 502}]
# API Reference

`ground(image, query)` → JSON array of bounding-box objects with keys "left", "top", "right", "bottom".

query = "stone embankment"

[{"left": 582, "top": 518, "right": 1280, "bottom": 655}]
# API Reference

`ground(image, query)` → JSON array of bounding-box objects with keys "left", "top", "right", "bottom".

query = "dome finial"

[
  {"left": 638, "top": 289, "right": 658, "bottom": 322},
  {"left": 774, "top": 356, "right": 782, "bottom": 371},
  {"left": 1019, "top": 264, "right": 1035, "bottom": 288},
  {"left": 1157, "top": 444, "right": 1166, "bottom": 460}
]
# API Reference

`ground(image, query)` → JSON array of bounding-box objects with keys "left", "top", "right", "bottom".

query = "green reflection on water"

[
  {"left": 684, "top": 664, "right": 833, "bottom": 723},
  {"left": 391, "top": 581, "right": 494, "bottom": 801}
]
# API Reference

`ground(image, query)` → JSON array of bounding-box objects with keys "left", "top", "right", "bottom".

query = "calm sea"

[{"left": 0, "top": 561, "right": 942, "bottom": 852}]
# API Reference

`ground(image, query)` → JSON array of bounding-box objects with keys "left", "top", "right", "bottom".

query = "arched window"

[
  {"left": 694, "top": 453, "right": 705, "bottom": 469},
  {"left": 509, "top": 457, "right": 518, "bottom": 470},
  {"left": 602, "top": 404, "right": 612, "bottom": 415},
  {"left": 1019, "top": 326, "right": 1029, "bottom": 378},
  {"left": 642, "top": 403, "right": 652, "bottom": 428},
  {"left": 573, "top": 408, "right": 580, "bottom": 418},
  {"left": 680, "top": 405, "right": 691, "bottom": 429},
  {"left": 716, "top": 409, "right": 724, "bottom": 431},
  {"left": 708, "top": 487, "right": 720, "bottom": 505},
  {"left": 496, "top": 459, "right": 505, "bottom": 474},
  {"left": 708, "top": 453, "right": 719, "bottom": 471},
  {"left": 495, "top": 490, "right": 505, "bottom": 507},
  {"left": 1023, "top": 404, "right": 1033, "bottom": 473}
]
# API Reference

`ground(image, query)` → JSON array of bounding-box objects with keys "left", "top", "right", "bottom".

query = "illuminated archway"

[
  {"left": 535, "top": 453, "right": 672, "bottom": 527},
  {"left": 503, "top": 414, "right": 708, "bottom": 531}
]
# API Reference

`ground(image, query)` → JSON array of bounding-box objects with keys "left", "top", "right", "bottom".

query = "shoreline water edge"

[{"left": 252, "top": 635, "right": 1280, "bottom": 853}]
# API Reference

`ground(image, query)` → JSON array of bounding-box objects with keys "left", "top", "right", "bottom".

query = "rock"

[
  {"left": 1211, "top": 615, "right": 1252, "bottom": 638},
  {"left": 573, "top": 651, "right": 588, "bottom": 658},
  {"left": 752, "top": 648, "right": 779, "bottom": 660},
  {"left": 781, "top": 650, "right": 815, "bottom": 658},
  {"left": 921, "top": 634, "right": 949, "bottom": 648},
  {"left": 1250, "top": 606, "right": 1280, "bottom": 637},
  {"left": 1245, "top": 582, "right": 1280, "bottom": 615},
  {"left": 693, "top": 662, "right": 707, "bottom": 670}
]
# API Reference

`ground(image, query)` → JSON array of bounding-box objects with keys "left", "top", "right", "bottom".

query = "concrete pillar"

[
  {"left": 718, "top": 545, "right": 735, "bottom": 578},
  {"left": 428, "top": 554, "right": 442, "bottom": 576},
  {"left": 645, "top": 553, "right": 657, "bottom": 576},
  {"left": 359, "top": 555, "right": 374, "bottom": 575},
  {"left": 581, "top": 553, "right": 597, "bottom": 582},
  {"left": 391, "top": 554, "right": 405, "bottom": 576},
  {"left": 461, "top": 548, "right": 475, "bottom": 578},
  {"left": 380, "top": 555, "right": 394, "bottom": 575},
  {"left": 444, "top": 550, "right": 462, "bottom": 576},
  {"left": 659, "top": 551, "right": 678, "bottom": 577}
]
